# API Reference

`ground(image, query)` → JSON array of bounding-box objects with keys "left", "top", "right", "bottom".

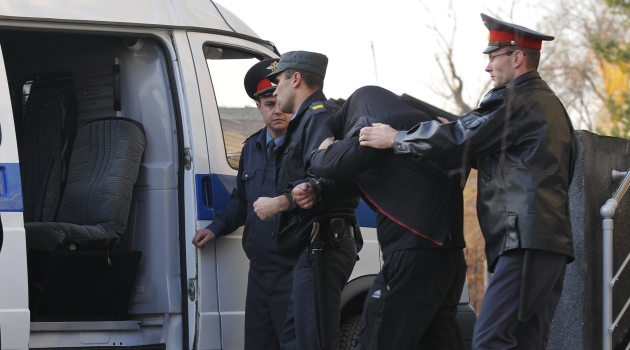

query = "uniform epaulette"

[
  {"left": 244, "top": 127, "right": 264, "bottom": 144},
  {"left": 309, "top": 100, "right": 337, "bottom": 116}
]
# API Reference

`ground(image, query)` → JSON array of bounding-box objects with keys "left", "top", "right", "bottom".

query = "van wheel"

[{"left": 339, "top": 314, "right": 361, "bottom": 349}]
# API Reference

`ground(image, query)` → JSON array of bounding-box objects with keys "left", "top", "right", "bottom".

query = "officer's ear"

[
  {"left": 292, "top": 71, "right": 302, "bottom": 86},
  {"left": 513, "top": 50, "right": 526, "bottom": 67}
]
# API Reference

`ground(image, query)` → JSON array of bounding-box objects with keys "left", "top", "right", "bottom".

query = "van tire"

[{"left": 339, "top": 314, "right": 361, "bottom": 349}]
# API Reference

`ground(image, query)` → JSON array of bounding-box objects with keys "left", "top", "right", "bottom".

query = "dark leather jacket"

[
  {"left": 393, "top": 71, "right": 576, "bottom": 272},
  {"left": 275, "top": 90, "right": 359, "bottom": 237},
  {"left": 310, "top": 86, "right": 467, "bottom": 250}
]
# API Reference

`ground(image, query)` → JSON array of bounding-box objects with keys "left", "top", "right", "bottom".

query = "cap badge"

[{"left": 267, "top": 61, "right": 279, "bottom": 72}]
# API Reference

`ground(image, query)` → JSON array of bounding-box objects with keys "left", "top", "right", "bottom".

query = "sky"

[{"left": 215, "top": 0, "right": 545, "bottom": 114}]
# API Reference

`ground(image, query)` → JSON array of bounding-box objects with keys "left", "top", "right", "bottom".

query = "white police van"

[{"left": 0, "top": 1, "right": 474, "bottom": 349}]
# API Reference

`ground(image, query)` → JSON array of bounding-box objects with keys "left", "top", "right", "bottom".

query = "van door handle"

[{"left": 195, "top": 174, "right": 214, "bottom": 220}]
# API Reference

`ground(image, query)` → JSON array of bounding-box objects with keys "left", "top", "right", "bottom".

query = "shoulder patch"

[
  {"left": 310, "top": 102, "right": 328, "bottom": 116},
  {"left": 309, "top": 100, "right": 339, "bottom": 116}
]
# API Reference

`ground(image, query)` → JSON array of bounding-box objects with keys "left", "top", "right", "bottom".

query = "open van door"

[
  {"left": 0, "top": 45, "right": 30, "bottom": 350},
  {"left": 181, "top": 31, "right": 278, "bottom": 350}
]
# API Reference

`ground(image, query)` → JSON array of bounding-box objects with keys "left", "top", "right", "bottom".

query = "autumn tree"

[
  {"left": 419, "top": 1, "right": 474, "bottom": 115},
  {"left": 419, "top": 0, "right": 489, "bottom": 115},
  {"left": 592, "top": 0, "right": 630, "bottom": 138},
  {"left": 538, "top": 0, "right": 630, "bottom": 135}
]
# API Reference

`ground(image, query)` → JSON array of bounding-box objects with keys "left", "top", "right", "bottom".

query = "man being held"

[
  {"left": 306, "top": 85, "right": 469, "bottom": 349},
  {"left": 359, "top": 14, "right": 576, "bottom": 350},
  {"left": 192, "top": 58, "right": 294, "bottom": 350},
  {"left": 253, "top": 50, "right": 361, "bottom": 350}
]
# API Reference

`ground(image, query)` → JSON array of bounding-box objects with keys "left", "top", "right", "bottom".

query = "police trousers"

[
  {"left": 280, "top": 229, "right": 357, "bottom": 350},
  {"left": 472, "top": 249, "right": 568, "bottom": 350}
]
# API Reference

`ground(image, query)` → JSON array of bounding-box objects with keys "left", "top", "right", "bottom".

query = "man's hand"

[
  {"left": 192, "top": 228, "right": 216, "bottom": 248},
  {"left": 359, "top": 123, "right": 398, "bottom": 149},
  {"left": 318, "top": 137, "right": 335, "bottom": 150},
  {"left": 253, "top": 196, "right": 289, "bottom": 220},
  {"left": 292, "top": 183, "right": 316, "bottom": 209},
  {"left": 437, "top": 116, "right": 450, "bottom": 124}
]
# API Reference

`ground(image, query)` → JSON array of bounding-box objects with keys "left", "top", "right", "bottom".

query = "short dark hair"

[
  {"left": 283, "top": 69, "right": 324, "bottom": 90},
  {"left": 515, "top": 46, "right": 540, "bottom": 70}
]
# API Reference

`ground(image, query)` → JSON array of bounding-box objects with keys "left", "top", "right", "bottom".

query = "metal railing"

[{"left": 601, "top": 168, "right": 630, "bottom": 350}]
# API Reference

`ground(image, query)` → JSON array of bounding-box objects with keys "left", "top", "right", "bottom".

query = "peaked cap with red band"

[
  {"left": 244, "top": 58, "right": 280, "bottom": 100},
  {"left": 481, "top": 13, "right": 554, "bottom": 54}
]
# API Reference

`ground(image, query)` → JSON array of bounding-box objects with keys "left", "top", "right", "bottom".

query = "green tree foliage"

[{"left": 593, "top": 0, "right": 630, "bottom": 138}]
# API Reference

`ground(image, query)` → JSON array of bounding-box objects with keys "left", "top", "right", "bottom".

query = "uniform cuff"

[{"left": 393, "top": 131, "right": 410, "bottom": 154}]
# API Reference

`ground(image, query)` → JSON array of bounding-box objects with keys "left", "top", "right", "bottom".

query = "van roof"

[{"left": 0, "top": 0, "right": 260, "bottom": 38}]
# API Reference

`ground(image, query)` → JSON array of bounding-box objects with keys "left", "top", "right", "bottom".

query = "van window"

[{"left": 205, "top": 47, "right": 268, "bottom": 168}]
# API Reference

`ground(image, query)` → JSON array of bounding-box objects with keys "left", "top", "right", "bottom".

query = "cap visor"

[
  {"left": 483, "top": 45, "right": 501, "bottom": 54},
  {"left": 266, "top": 69, "right": 284, "bottom": 83}
]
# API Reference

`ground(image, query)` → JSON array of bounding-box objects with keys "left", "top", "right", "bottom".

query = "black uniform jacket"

[
  {"left": 209, "top": 128, "right": 297, "bottom": 270},
  {"left": 310, "top": 85, "right": 468, "bottom": 247},
  {"left": 275, "top": 90, "right": 359, "bottom": 238},
  {"left": 393, "top": 72, "right": 576, "bottom": 271}
]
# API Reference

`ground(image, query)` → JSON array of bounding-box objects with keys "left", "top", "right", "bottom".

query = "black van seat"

[{"left": 25, "top": 118, "right": 146, "bottom": 252}]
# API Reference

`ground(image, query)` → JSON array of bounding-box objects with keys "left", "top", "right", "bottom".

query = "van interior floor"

[{"left": 31, "top": 345, "right": 166, "bottom": 350}]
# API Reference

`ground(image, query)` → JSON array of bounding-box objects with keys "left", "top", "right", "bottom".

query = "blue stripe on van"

[
  {"left": 195, "top": 173, "right": 236, "bottom": 220},
  {"left": 0, "top": 163, "right": 24, "bottom": 212},
  {"left": 355, "top": 199, "right": 376, "bottom": 228},
  {"left": 195, "top": 173, "right": 376, "bottom": 228}
]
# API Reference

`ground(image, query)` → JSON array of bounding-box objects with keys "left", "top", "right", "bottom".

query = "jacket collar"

[
  {"left": 255, "top": 127, "right": 268, "bottom": 150},
  {"left": 488, "top": 70, "right": 541, "bottom": 95},
  {"left": 507, "top": 70, "right": 540, "bottom": 88}
]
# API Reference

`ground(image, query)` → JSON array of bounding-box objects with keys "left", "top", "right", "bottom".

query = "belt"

[
  {"left": 311, "top": 223, "right": 354, "bottom": 239},
  {"left": 309, "top": 218, "right": 355, "bottom": 244},
  {"left": 307, "top": 221, "right": 355, "bottom": 251}
]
